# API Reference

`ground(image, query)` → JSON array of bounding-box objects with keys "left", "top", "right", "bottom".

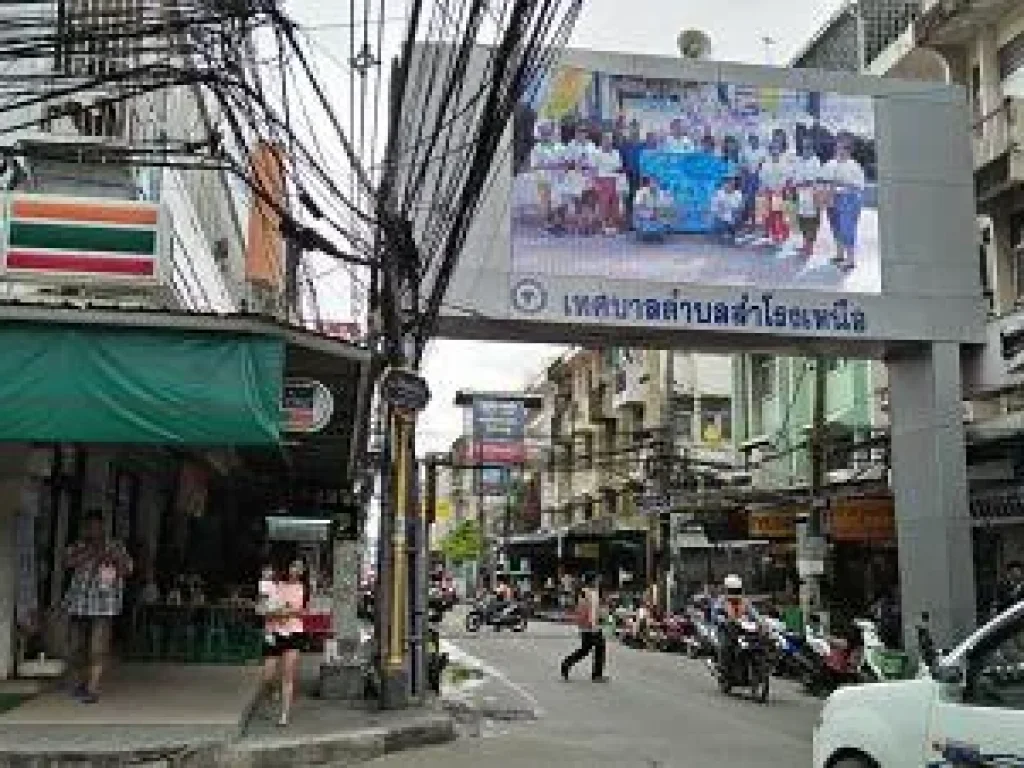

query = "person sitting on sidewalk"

[{"left": 63, "top": 510, "right": 133, "bottom": 704}]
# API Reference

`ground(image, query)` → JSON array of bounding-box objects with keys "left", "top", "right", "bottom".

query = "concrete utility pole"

[
  {"left": 650, "top": 349, "right": 676, "bottom": 611},
  {"left": 801, "top": 357, "right": 828, "bottom": 628}
]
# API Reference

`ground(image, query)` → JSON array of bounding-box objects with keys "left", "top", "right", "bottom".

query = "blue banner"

[{"left": 638, "top": 150, "right": 731, "bottom": 233}]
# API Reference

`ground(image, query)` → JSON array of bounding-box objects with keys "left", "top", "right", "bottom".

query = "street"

[{"left": 370, "top": 618, "right": 822, "bottom": 767}]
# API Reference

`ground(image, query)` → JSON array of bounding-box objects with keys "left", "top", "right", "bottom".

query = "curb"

[{"left": 216, "top": 712, "right": 455, "bottom": 768}]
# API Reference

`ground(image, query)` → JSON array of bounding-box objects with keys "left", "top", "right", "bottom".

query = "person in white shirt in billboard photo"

[
  {"left": 633, "top": 175, "right": 675, "bottom": 239},
  {"left": 528, "top": 120, "right": 567, "bottom": 233},
  {"left": 739, "top": 132, "right": 766, "bottom": 233},
  {"left": 822, "top": 131, "right": 867, "bottom": 270},
  {"left": 709, "top": 174, "right": 744, "bottom": 244},
  {"left": 793, "top": 137, "right": 823, "bottom": 257},
  {"left": 593, "top": 131, "right": 628, "bottom": 235},
  {"left": 564, "top": 125, "right": 599, "bottom": 235},
  {"left": 758, "top": 136, "right": 794, "bottom": 246}
]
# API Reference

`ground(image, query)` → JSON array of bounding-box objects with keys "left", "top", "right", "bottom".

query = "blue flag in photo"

[{"left": 639, "top": 150, "right": 730, "bottom": 233}]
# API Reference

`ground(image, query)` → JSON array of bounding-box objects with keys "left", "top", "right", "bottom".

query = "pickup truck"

[{"left": 813, "top": 601, "right": 1024, "bottom": 767}]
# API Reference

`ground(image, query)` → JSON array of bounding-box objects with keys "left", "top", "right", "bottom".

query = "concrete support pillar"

[
  {"left": 331, "top": 539, "right": 360, "bottom": 660},
  {"left": 888, "top": 343, "right": 975, "bottom": 652},
  {"left": 0, "top": 446, "right": 30, "bottom": 680}
]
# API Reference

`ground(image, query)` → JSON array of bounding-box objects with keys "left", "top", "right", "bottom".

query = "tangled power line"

[{"left": 0, "top": 0, "right": 582, "bottom": 350}]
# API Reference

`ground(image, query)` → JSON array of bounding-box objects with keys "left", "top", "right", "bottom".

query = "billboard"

[
  {"left": 472, "top": 398, "right": 526, "bottom": 465},
  {"left": 419, "top": 48, "right": 984, "bottom": 350},
  {"left": 513, "top": 70, "right": 879, "bottom": 293}
]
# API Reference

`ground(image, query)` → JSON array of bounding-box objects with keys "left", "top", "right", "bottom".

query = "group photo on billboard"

[{"left": 512, "top": 67, "right": 880, "bottom": 293}]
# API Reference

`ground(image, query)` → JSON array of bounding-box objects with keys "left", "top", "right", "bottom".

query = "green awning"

[{"left": 0, "top": 323, "right": 284, "bottom": 445}]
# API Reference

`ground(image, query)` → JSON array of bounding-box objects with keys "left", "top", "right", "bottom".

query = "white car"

[{"left": 813, "top": 601, "right": 1024, "bottom": 767}]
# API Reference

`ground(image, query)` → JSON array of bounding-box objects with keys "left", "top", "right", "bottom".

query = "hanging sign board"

[
  {"left": 282, "top": 378, "right": 334, "bottom": 434},
  {"left": 381, "top": 367, "right": 431, "bottom": 412}
]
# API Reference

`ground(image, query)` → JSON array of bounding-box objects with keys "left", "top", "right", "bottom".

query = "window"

[{"left": 966, "top": 619, "right": 1024, "bottom": 710}]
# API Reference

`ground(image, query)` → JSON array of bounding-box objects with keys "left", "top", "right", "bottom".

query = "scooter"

[
  {"left": 465, "top": 598, "right": 528, "bottom": 632},
  {"left": 659, "top": 613, "right": 695, "bottom": 652},
  {"left": 799, "top": 622, "right": 864, "bottom": 696},
  {"left": 707, "top": 619, "right": 772, "bottom": 704},
  {"left": 763, "top": 617, "right": 808, "bottom": 679}
]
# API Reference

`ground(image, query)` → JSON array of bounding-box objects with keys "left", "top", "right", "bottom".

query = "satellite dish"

[{"left": 678, "top": 29, "right": 712, "bottom": 60}]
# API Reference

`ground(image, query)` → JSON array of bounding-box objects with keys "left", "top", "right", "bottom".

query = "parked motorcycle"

[
  {"left": 798, "top": 621, "right": 865, "bottom": 696},
  {"left": 763, "top": 617, "right": 810, "bottom": 679},
  {"left": 707, "top": 619, "right": 772, "bottom": 703},
  {"left": 658, "top": 613, "right": 694, "bottom": 652},
  {"left": 684, "top": 613, "right": 720, "bottom": 658},
  {"left": 465, "top": 598, "right": 527, "bottom": 632}
]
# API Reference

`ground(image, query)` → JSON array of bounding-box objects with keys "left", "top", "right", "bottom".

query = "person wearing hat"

[{"left": 822, "top": 131, "right": 866, "bottom": 269}]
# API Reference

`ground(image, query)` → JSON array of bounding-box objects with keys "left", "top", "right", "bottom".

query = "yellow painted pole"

[{"left": 387, "top": 411, "right": 411, "bottom": 671}]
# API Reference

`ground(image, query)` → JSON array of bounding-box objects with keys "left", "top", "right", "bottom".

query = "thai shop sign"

[
  {"left": 471, "top": 398, "right": 526, "bottom": 464},
  {"left": 0, "top": 194, "right": 165, "bottom": 286}
]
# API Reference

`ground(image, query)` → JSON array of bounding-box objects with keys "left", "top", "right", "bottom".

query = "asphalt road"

[{"left": 369, "top": 618, "right": 823, "bottom": 768}]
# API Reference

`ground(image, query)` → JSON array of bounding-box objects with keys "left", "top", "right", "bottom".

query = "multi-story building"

[
  {"left": 868, "top": 0, "right": 1024, "bottom": 616},
  {"left": 789, "top": 0, "right": 922, "bottom": 72}
]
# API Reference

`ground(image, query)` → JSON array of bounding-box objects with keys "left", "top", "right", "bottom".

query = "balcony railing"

[{"left": 973, "top": 97, "right": 1020, "bottom": 170}]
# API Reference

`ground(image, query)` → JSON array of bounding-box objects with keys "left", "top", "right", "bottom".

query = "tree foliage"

[{"left": 439, "top": 519, "right": 481, "bottom": 564}]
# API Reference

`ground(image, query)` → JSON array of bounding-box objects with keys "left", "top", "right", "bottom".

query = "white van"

[{"left": 813, "top": 601, "right": 1024, "bottom": 767}]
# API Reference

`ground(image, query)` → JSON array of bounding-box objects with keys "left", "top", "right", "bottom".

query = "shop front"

[
  {"left": 826, "top": 495, "right": 898, "bottom": 626},
  {"left": 0, "top": 303, "right": 371, "bottom": 683}
]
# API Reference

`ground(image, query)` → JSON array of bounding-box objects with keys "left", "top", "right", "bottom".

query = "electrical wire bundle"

[{"left": 0, "top": 0, "right": 583, "bottom": 346}]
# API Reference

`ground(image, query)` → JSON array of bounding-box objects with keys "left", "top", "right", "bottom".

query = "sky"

[{"left": 292, "top": 0, "right": 848, "bottom": 455}]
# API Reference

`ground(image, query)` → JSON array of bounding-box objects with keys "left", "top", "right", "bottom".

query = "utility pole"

[
  {"left": 801, "top": 356, "right": 828, "bottom": 629},
  {"left": 650, "top": 349, "right": 676, "bottom": 611}
]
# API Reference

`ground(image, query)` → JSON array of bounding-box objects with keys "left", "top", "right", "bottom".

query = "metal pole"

[
  {"left": 477, "top": 461, "right": 487, "bottom": 594},
  {"left": 801, "top": 356, "right": 828, "bottom": 626},
  {"left": 410, "top": 453, "right": 427, "bottom": 701},
  {"left": 381, "top": 410, "right": 412, "bottom": 708},
  {"left": 374, "top": 401, "right": 393, "bottom": 706}
]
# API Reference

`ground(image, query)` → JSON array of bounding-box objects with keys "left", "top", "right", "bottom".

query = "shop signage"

[
  {"left": 472, "top": 398, "right": 526, "bottom": 465},
  {"left": 748, "top": 508, "right": 798, "bottom": 539},
  {"left": 282, "top": 378, "right": 334, "bottom": 434},
  {"left": 830, "top": 497, "right": 895, "bottom": 542},
  {"left": 0, "top": 194, "right": 165, "bottom": 286},
  {"left": 381, "top": 367, "right": 430, "bottom": 412}
]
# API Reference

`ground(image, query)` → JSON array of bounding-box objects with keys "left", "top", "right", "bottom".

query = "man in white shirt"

[
  {"left": 560, "top": 574, "right": 607, "bottom": 682},
  {"left": 710, "top": 175, "right": 743, "bottom": 243},
  {"left": 740, "top": 133, "right": 766, "bottom": 230},
  {"left": 822, "top": 132, "right": 867, "bottom": 267}
]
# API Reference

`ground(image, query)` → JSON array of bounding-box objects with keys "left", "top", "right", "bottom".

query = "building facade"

[{"left": 868, "top": 0, "right": 1024, "bottom": 616}]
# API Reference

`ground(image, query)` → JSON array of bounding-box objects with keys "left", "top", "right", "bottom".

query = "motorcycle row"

[{"left": 613, "top": 602, "right": 920, "bottom": 704}]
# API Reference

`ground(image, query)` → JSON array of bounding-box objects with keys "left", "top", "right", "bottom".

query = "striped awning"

[{"left": 1, "top": 194, "right": 163, "bottom": 284}]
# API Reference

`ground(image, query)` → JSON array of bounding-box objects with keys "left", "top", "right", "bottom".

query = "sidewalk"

[{"left": 0, "top": 657, "right": 454, "bottom": 768}]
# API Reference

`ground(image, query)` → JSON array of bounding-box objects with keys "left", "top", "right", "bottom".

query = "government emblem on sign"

[{"left": 510, "top": 278, "right": 547, "bottom": 314}]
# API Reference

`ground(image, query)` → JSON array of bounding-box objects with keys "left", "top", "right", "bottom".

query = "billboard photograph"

[{"left": 512, "top": 67, "right": 880, "bottom": 293}]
